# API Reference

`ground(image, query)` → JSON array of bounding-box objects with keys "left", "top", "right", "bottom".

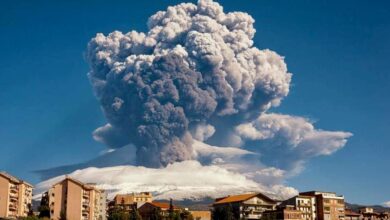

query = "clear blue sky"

[{"left": 0, "top": 0, "right": 389, "bottom": 205}]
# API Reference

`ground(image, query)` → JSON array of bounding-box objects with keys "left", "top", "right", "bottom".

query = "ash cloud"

[
  {"left": 87, "top": 0, "right": 291, "bottom": 167},
  {"left": 35, "top": 0, "right": 352, "bottom": 200}
]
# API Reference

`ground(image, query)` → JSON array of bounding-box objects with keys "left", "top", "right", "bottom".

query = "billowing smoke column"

[{"left": 87, "top": 0, "right": 290, "bottom": 167}]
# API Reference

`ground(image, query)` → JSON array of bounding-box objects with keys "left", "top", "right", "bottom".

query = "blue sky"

[{"left": 0, "top": 0, "right": 389, "bottom": 205}]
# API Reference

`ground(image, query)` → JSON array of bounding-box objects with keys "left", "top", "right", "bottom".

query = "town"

[{"left": 0, "top": 172, "right": 389, "bottom": 220}]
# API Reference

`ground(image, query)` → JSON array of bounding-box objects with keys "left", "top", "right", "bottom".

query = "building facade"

[
  {"left": 114, "top": 192, "right": 153, "bottom": 208},
  {"left": 0, "top": 172, "right": 33, "bottom": 219},
  {"left": 48, "top": 177, "right": 106, "bottom": 220},
  {"left": 345, "top": 209, "right": 362, "bottom": 220},
  {"left": 300, "top": 191, "right": 345, "bottom": 220},
  {"left": 262, "top": 205, "right": 303, "bottom": 220},
  {"left": 282, "top": 195, "right": 316, "bottom": 220},
  {"left": 212, "top": 193, "right": 277, "bottom": 220}
]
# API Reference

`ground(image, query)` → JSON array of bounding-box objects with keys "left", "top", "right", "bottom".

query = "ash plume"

[
  {"left": 87, "top": 0, "right": 291, "bottom": 167},
  {"left": 35, "top": 0, "right": 352, "bottom": 200}
]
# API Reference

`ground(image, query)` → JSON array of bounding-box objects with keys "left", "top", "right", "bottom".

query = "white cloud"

[
  {"left": 383, "top": 201, "right": 390, "bottom": 208},
  {"left": 34, "top": 161, "right": 296, "bottom": 201},
  {"left": 256, "top": 167, "right": 286, "bottom": 178},
  {"left": 235, "top": 113, "right": 352, "bottom": 171},
  {"left": 192, "top": 140, "right": 255, "bottom": 160}
]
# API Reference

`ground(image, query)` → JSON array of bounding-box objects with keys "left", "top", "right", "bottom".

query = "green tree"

[
  {"left": 180, "top": 210, "right": 193, "bottom": 220},
  {"left": 38, "top": 192, "right": 50, "bottom": 218},
  {"left": 150, "top": 207, "right": 162, "bottom": 220},
  {"left": 108, "top": 206, "right": 130, "bottom": 220},
  {"left": 129, "top": 204, "right": 142, "bottom": 220},
  {"left": 173, "top": 211, "right": 182, "bottom": 220},
  {"left": 212, "top": 204, "right": 235, "bottom": 220},
  {"left": 168, "top": 199, "right": 175, "bottom": 220},
  {"left": 26, "top": 203, "right": 35, "bottom": 217},
  {"left": 59, "top": 210, "right": 67, "bottom": 220}
]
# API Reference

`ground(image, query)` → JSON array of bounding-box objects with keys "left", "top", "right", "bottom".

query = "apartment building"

[
  {"left": 262, "top": 205, "right": 303, "bottom": 220},
  {"left": 114, "top": 192, "right": 153, "bottom": 208},
  {"left": 300, "top": 191, "right": 345, "bottom": 220},
  {"left": 0, "top": 172, "right": 33, "bottom": 219},
  {"left": 281, "top": 195, "right": 316, "bottom": 220},
  {"left": 212, "top": 193, "right": 277, "bottom": 219},
  {"left": 48, "top": 177, "right": 106, "bottom": 220}
]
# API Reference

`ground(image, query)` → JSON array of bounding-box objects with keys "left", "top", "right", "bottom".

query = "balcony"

[
  {"left": 82, "top": 209, "right": 90, "bottom": 215},
  {"left": 246, "top": 214, "right": 261, "bottom": 219},
  {"left": 9, "top": 204, "right": 18, "bottom": 211},
  {"left": 9, "top": 194, "right": 18, "bottom": 200}
]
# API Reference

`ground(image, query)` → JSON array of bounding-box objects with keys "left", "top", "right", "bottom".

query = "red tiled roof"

[
  {"left": 213, "top": 193, "right": 274, "bottom": 205},
  {"left": 345, "top": 210, "right": 361, "bottom": 217},
  {"left": 150, "top": 202, "right": 179, "bottom": 210}
]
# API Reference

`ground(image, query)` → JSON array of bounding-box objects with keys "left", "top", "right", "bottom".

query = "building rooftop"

[
  {"left": 52, "top": 176, "right": 99, "bottom": 191},
  {"left": 345, "top": 209, "right": 361, "bottom": 217},
  {"left": 300, "top": 191, "right": 344, "bottom": 198},
  {"left": 140, "top": 201, "right": 179, "bottom": 210},
  {"left": 0, "top": 171, "right": 33, "bottom": 187},
  {"left": 213, "top": 192, "right": 275, "bottom": 205}
]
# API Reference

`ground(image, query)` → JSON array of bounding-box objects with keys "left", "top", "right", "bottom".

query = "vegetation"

[
  {"left": 108, "top": 204, "right": 143, "bottom": 220},
  {"left": 38, "top": 192, "right": 50, "bottom": 218},
  {"left": 212, "top": 204, "right": 235, "bottom": 220},
  {"left": 108, "top": 206, "right": 130, "bottom": 220},
  {"left": 59, "top": 210, "right": 67, "bottom": 220}
]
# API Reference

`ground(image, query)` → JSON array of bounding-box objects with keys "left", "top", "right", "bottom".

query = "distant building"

[
  {"left": 114, "top": 192, "right": 153, "bottom": 208},
  {"left": 281, "top": 195, "right": 316, "bottom": 220},
  {"left": 190, "top": 210, "right": 211, "bottom": 220},
  {"left": 48, "top": 177, "right": 107, "bottom": 220},
  {"left": 212, "top": 193, "right": 277, "bottom": 220},
  {"left": 0, "top": 172, "right": 33, "bottom": 219},
  {"left": 345, "top": 209, "right": 362, "bottom": 220},
  {"left": 262, "top": 205, "right": 303, "bottom": 220},
  {"left": 379, "top": 212, "right": 390, "bottom": 220},
  {"left": 138, "top": 201, "right": 181, "bottom": 220},
  {"left": 300, "top": 191, "right": 345, "bottom": 220},
  {"left": 355, "top": 208, "right": 390, "bottom": 220},
  {"left": 359, "top": 207, "right": 381, "bottom": 220}
]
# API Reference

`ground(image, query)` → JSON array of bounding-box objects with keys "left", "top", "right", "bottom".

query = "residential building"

[
  {"left": 138, "top": 201, "right": 181, "bottom": 220},
  {"left": 262, "top": 205, "right": 303, "bottom": 220},
  {"left": 379, "top": 212, "right": 390, "bottom": 220},
  {"left": 114, "top": 192, "right": 152, "bottom": 208},
  {"left": 300, "top": 191, "right": 345, "bottom": 220},
  {"left": 359, "top": 207, "right": 381, "bottom": 220},
  {"left": 356, "top": 209, "right": 390, "bottom": 220},
  {"left": 345, "top": 209, "right": 362, "bottom": 220},
  {"left": 212, "top": 193, "right": 277, "bottom": 219},
  {"left": 190, "top": 210, "right": 211, "bottom": 220},
  {"left": 48, "top": 177, "right": 107, "bottom": 220},
  {"left": 0, "top": 172, "right": 33, "bottom": 219},
  {"left": 281, "top": 195, "right": 316, "bottom": 220}
]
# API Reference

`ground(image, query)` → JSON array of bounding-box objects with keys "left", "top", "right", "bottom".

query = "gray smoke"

[{"left": 87, "top": 0, "right": 291, "bottom": 167}]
